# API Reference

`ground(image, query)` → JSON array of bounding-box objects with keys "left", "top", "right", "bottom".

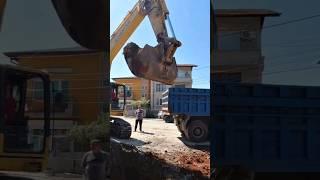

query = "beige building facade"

[
  {"left": 151, "top": 64, "right": 197, "bottom": 111},
  {"left": 213, "top": 9, "right": 280, "bottom": 83}
]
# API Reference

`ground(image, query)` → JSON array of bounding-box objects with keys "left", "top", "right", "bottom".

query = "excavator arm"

[{"left": 111, "top": 0, "right": 181, "bottom": 85}]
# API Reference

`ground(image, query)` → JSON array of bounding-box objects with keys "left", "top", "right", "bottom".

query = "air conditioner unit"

[{"left": 240, "top": 31, "right": 256, "bottom": 41}]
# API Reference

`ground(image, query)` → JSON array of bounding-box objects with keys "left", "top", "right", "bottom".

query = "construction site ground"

[{"left": 111, "top": 116, "right": 210, "bottom": 179}]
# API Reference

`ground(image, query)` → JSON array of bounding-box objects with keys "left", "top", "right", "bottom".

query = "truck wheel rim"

[{"left": 193, "top": 127, "right": 203, "bottom": 137}]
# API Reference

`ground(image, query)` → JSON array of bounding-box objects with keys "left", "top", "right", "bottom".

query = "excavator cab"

[
  {"left": 111, "top": 82, "right": 126, "bottom": 116},
  {"left": 0, "top": 65, "right": 50, "bottom": 171}
]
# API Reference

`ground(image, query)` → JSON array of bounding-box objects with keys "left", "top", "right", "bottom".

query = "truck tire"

[
  {"left": 164, "top": 115, "right": 173, "bottom": 123},
  {"left": 185, "top": 120, "right": 208, "bottom": 142}
]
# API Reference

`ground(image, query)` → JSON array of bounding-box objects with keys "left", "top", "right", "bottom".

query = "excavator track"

[{"left": 110, "top": 117, "right": 132, "bottom": 139}]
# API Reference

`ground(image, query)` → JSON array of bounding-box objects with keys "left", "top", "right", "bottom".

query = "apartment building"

[
  {"left": 112, "top": 77, "right": 151, "bottom": 104},
  {"left": 213, "top": 9, "right": 280, "bottom": 83},
  {"left": 150, "top": 64, "right": 197, "bottom": 111}
]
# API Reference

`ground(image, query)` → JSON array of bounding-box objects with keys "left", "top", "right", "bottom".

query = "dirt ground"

[{"left": 111, "top": 116, "right": 210, "bottom": 178}]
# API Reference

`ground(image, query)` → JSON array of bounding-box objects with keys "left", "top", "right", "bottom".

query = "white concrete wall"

[{"left": 150, "top": 66, "right": 194, "bottom": 111}]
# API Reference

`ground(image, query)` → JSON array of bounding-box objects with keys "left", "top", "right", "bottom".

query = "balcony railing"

[
  {"left": 214, "top": 50, "right": 264, "bottom": 66},
  {"left": 25, "top": 97, "right": 79, "bottom": 119}
]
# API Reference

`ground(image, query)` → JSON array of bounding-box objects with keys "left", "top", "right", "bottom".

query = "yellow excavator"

[
  {"left": 111, "top": 82, "right": 126, "bottom": 116},
  {"left": 109, "top": 0, "right": 181, "bottom": 139},
  {"left": 0, "top": 0, "right": 181, "bottom": 172}
]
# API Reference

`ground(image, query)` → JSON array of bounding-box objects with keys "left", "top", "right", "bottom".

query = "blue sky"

[{"left": 110, "top": 0, "right": 210, "bottom": 89}]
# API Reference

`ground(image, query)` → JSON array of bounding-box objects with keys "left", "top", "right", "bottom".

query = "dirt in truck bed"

[{"left": 111, "top": 116, "right": 210, "bottom": 179}]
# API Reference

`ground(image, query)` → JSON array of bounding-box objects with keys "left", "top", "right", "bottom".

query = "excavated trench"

[{"left": 110, "top": 140, "right": 210, "bottom": 180}]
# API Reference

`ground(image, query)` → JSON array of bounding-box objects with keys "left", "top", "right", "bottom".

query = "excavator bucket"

[
  {"left": 51, "top": 0, "right": 107, "bottom": 50},
  {"left": 123, "top": 42, "right": 178, "bottom": 85}
]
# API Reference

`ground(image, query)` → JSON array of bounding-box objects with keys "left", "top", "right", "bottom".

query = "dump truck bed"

[
  {"left": 212, "top": 82, "right": 320, "bottom": 172},
  {"left": 162, "top": 88, "right": 210, "bottom": 116}
]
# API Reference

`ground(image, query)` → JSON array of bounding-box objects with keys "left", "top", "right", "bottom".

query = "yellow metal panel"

[
  {"left": 0, "top": 157, "right": 44, "bottom": 172},
  {"left": 0, "top": 137, "right": 49, "bottom": 171}
]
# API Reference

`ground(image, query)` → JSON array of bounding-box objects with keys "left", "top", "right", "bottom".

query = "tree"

[
  {"left": 131, "top": 98, "right": 155, "bottom": 118},
  {"left": 131, "top": 97, "right": 150, "bottom": 109}
]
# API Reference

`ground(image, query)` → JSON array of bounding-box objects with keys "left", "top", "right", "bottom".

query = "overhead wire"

[{"left": 219, "top": 13, "right": 320, "bottom": 38}]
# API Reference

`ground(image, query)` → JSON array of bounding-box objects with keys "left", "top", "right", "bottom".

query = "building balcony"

[
  {"left": 214, "top": 50, "right": 264, "bottom": 67},
  {"left": 25, "top": 99, "right": 79, "bottom": 119},
  {"left": 174, "top": 75, "right": 192, "bottom": 82}
]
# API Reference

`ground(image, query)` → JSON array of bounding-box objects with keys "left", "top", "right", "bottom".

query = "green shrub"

[{"left": 68, "top": 113, "right": 110, "bottom": 152}]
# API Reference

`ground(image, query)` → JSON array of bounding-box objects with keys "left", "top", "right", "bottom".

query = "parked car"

[{"left": 157, "top": 110, "right": 164, "bottom": 119}]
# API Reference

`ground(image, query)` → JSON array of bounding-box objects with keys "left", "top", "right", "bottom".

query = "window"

[
  {"left": 218, "top": 32, "right": 241, "bottom": 51},
  {"left": 52, "top": 136, "right": 71, "bottom": 152},
  {"left": 156, "top": 84, "right": 161, "bottom": 92},
  {"left": 4, "top": 76, "right": 46, "bottom": 153},
  {"left": 156, "top": 98, "right": 163, "bottom": 106},
  {"left": 126, "top": 86, "right": 132, "bottom": 98},
  {"left": 175, "top": 84, "right": 185, "bottom": 88},
  {"left": 185, "top": 72, "right": 191, "bottom": 78},
  {"left": 161, "top": 84, "right": 166, "bottom": 91},
  {"left": 142, "top": 85, "right": 148, "bottom": 96},
  {"left": 213, "top": 73, "right": 242, "bottom": 83},
  {"left": 218, "top": 31, "right": 258, "bottom": 51},
  {"left": 51, "top": 80, "right": 70, "bottom": 112},
  {"left": 240, "top": 31, "right": 258, "bottom": 50},
  {"left": 33, "top": 81, "right": 44, "bottom": 100},
  {"left": 178, "top": 71, "right": 186, "bottom": 78}
]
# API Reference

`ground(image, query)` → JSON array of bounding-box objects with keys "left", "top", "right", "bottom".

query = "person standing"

[
  {"left": 135, "top": 105, "right": 144, "bottom": 132},
  {"left": 81, "top": 139, "right": 108, "bottom": 180}
]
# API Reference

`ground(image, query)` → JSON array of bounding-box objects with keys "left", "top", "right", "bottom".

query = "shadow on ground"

[
  {"left": 111, "top": 137, "right": 151, "bottom": 147},
  {"left": 0, "top": 174, "right": 33, "bottom": 180},
  {"left": 178, "top": 137, "right": 210, "bottom": 151},
  {"left": 138, "top": 131, "right": 155, "bottom": 135}
]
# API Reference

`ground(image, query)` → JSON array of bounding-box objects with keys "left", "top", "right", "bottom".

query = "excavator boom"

[{"left": 111, "top": 0, "right": 181, "bottom": 85}]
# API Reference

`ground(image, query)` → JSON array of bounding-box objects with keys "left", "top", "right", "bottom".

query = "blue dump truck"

[
  {"left": 212, "top": 82, "right": 320, "bottom": 176},
  {"left": 162, "top": 88, "right": 210, "bottom": 142}
]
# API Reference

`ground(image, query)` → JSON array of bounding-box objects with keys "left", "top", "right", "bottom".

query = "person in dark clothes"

[
  {"left": 81, "top": 139, "right": 108, "bottom": 180},
  {"left": 134, "top": 105, "right": 144, "bottom": 132}
]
